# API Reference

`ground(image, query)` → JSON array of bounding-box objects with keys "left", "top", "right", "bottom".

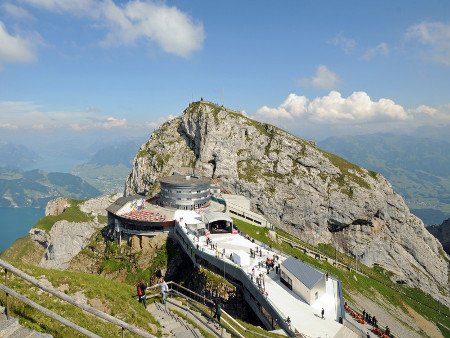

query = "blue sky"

[{"left": 1, "top": 0, "right": 450, "bottom": 143}]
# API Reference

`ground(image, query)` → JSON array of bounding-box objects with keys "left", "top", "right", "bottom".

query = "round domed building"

[{"left": 159, "top": 174, "right": 211, "bottom": 210}]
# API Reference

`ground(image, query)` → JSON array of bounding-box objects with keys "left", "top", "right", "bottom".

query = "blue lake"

[{"left": 0, "top": 207, "right": 44, "bottom": 254}]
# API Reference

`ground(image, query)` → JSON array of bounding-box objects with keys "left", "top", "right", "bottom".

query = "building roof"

[
  {"left": 281, "top": 256, "right": 324, "bottom": 289},
  {"left": 203, "top": 211, "right": 232, "bottom": 224},
  {"left": 159, "top": 174, "right": 211, "bottom": 187},
  {"left": 106, "top": 194, "right": 145, "bottom": 214}
]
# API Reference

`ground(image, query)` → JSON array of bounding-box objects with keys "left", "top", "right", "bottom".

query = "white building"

[{"left": 280, "top": 256, "right": 326, "bottom": 305}]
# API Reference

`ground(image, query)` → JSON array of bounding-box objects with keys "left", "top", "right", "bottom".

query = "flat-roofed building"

[{"left": 280, "top": 256, "right": 326, "bottom": 305}]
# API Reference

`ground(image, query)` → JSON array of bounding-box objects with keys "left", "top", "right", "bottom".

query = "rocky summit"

[{"left": 125, "top": 101, "right": 449, "bottom": 303}]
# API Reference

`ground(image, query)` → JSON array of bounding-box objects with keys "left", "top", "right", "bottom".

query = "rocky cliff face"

[
  {"left": 428, "top": 219, "right": 450, "bottom": 255},
  {"left": 30, "top": 194, "right": 120, "bottom": 270},
  {"left": 125, "top": 101, "right": 449, "bottom": 302}
]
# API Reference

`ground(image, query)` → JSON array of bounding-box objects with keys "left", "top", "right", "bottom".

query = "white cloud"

[
  {"left": 0, "top": 21, "right": 35, "bottom": 67},
  {"left": 412, "top": 105, "right": 438, "bottom": 116},
  {"left": 22, "top": 0, "right": 205, "bottom": 57},
  {"left": 257, "top": 91, "right": 409, "bottom": 123},
  {"left": 258, "top": 94, "right": 308, "bottom": 119},
  {"left": 299, "top": 65, "right": 341, "bottom": 90},
  {"left": 406, "top": 21, "right": 450, "bottom": 66},
  {"left": 0, "top": 123, "right": 18, "bottom": 129},
  {"left": 363, "top": 42, "right": 389, "bottom": 60},
  {"left": 329, "top": 32, "right": 356, "bottom": 53},
  {"left": 0, "top": 100, "right": 129, "bottom": 130},
  {"left": 2, "top": 3, "right": 33, "bottom": 20}
]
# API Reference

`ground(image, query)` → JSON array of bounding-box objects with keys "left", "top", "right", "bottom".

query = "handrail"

[
  {"left": 0, "top": 283, "right": 101, "bottom": 338},
  {"left": 148, "top": 280, "right": 276, "bottom": 338},
  {"left": 0, "top": 259, "right": 155, "bottom": 338}
]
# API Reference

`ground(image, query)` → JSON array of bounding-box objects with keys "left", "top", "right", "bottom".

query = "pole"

[{"left": 4, "top": 268, "right": 9, "bottom": 319}]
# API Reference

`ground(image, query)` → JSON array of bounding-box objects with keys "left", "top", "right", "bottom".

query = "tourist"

[
  {"left": 385, "top": 326, "right": 390, "bottom": 336},
  {"left": 373, "top": 316, "right": 377, "bottom": 328},
  {"left": 286, "top": 316, "right": 291, "bottom": 329},
  {"left": 321, "top": 308, "right": 324, "bottom": 319},
  {"left": 213, "top": 300, "right": 222, "bottom": 325},
  {"left": 160, "top": 277, "right": 168, "bottom": 304},
  {"left": 136, "top": 279, "right": 147, "bottom": 308}
]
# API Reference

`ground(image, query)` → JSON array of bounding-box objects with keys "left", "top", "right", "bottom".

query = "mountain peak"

[{"left": 125, "top": 101, "right": 449, "bottom": 305}]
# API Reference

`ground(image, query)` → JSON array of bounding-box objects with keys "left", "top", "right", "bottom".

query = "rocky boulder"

[
  {"left": 125, "top": 101, "right": 449, "bottom": 304},
  {"left": 45, "top": 197, "right": 70, "bottom": 216},
  {"left": 39, "top": 220, "right": 99, "bottom": 270}
]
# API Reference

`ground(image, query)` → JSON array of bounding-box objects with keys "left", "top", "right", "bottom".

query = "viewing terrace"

[{"left": 174, "top": 211, "right": 356, "bottom": 338}]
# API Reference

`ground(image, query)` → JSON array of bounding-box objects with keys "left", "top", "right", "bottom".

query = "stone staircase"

[
  {"left": 0, "top": 306, "right": 52, "bottom": 338},
  {"left": 148, "top": 299, "right": 232, "bottom": 338}
]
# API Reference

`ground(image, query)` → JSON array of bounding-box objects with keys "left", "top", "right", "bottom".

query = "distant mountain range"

[
  {"left": 0, "top": 142, "right": 39, "bottom": 170},
  {"left": 0, "top": 168, "right": 100, "bottom": 208},
  {"left": 318, "top": 133, "right": 450, "bottom": 225},
  {"left": 72, "top": 140, "right": 143, "bottom": 194}
]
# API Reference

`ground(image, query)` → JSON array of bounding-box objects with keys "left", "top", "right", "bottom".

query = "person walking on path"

[
  {"left": 321, "top": 308, "right": 325, "bottom": 319},
  {"left": 159, "top": 277, "right": 168, "bottom": 304},
  {"left": 213, "top": 300, "right": 222, "bottom": 326},
  {"left": 136, "top": 279, "right": 147, "bottom": 308}
]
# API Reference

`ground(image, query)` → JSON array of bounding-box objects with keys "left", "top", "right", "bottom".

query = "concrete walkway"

[{"left": 0, "top": 306, "right": 52, "bottom": 338}]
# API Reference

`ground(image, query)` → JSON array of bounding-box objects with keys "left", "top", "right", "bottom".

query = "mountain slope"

[
  {"left": 0, "top": 142, "right": 39, "bottom": 169},
  {"left": 318, "top": 133, "right": 450, "bottom": 225},
  {"left": 0, "top": 168, "right": 100, "bottom": 208},
  {"left": 125, "top": 101, "right": 448, "bottom": 304},
  {"left": 73, "top": 140, "right": 143, "bottom": 193}
]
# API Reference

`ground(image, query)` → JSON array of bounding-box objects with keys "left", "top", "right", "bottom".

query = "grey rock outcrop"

[
  {"left": 80, "top": 193, "right": 121, "bottom": 216},
  {"left": 40, "top": 220, "right": 97, "bottom": 270},
  {"left": 125, "top": 101, "right": 449, "bottom": 304},
  {"left": 30, "top": 195, "right": 117, "bottom": 270},
  {"left": 45, "top": 197, "right": 70, "bottom": 216}
]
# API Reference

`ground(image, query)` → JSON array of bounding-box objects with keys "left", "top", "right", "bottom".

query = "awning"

[{"left": 203, "top": 211, "right": 233, "bottom": 224}]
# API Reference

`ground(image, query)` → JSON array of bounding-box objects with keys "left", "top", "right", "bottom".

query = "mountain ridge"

[
  {"left": 125, "top": 101, "right": 449, "bottom": 305},
  {"left": 318, "top": 133, "right": 450, "bottom": 225}
]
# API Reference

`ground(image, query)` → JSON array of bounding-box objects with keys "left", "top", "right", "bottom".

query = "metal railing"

[
  {"left": 0, "top": 258, "right": 154, "bottom": 338},
  {"left": 144, "top": 280, "right": 277, "bottom": 338}
]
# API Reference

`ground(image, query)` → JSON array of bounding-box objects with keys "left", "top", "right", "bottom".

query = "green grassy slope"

[{"left": 232, "top": 218, "right": 450, "bottom": 338}]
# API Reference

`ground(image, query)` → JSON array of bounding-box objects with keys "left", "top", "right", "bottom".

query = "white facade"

[{"left": 280, "top": 266, "right": 326, "bottom": 305}]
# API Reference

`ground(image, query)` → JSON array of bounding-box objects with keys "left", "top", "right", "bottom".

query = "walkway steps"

[
  {"left": 148, "top": 301, "right": 201, "bottom": 338},
  {"left": 0, "top": 313, "right": 52, "bottom": 338},
  {"left": 148, "top": 298, "right": 232, "bottom": 338}
]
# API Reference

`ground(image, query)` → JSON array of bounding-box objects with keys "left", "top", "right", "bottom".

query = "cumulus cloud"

[
  {"left": 22, "top": 0, "right": 205, "bottom": 57},
  {"left": 2, "top": 3, "right": 34, "bottom": 20},
  {"left": 406, "top": 21, "right": 450, "bottom": 66},
  {"left": 329, "top": 32, "right": 356, "bottom": 53},
  {"left": 299, "top": 65, "right": 341, "bottom": 90},
  {"left": 0, "top": 21, "right": 36, "bottom": 67},
  {"left": 363, "top": 42, "right": 389, "bottom": 60},
  {"left": 257, "top": 94, "right": 308, "bottom": 119},
  {"left": 257, "top": 91, "right": 409, "bottom": 123}
]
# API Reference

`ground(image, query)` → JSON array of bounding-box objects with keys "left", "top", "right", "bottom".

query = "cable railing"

[{"left": 0, "top": 258, "right": 154, "bottom": 338}]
